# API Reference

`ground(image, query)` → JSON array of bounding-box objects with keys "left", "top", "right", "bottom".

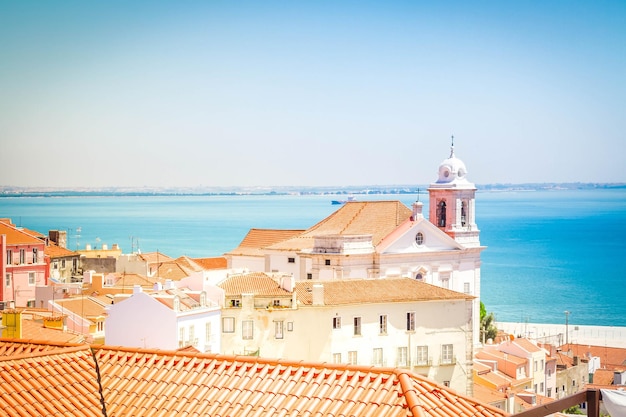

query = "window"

[
  {"left": 415, "top": 232, "right": 424, "bottom": 245},
  {"left": 26, "top": 300, "right": 35, "bottom": 308},
  {"left": 348, "top": 351, "right": 358, "bottom": 365},
  {"left": 173, "top": 297, "right": 180, "bottom": 312},
  {"left": 274, "top": 321, "right": 284, "bottom": 339},
  {"left": 534, "top": 360, "right": 538, "bottom": 372},
  {"left": 461, "top": 200, "right": 467, "bottom": 226},
  {"left": 61, "top": 259, "right": 66, "bottom": 268},
  {"left": 441, "top": 344, "right": 453, "bottom": 364},
  {"left": 19, "top": 249, "right": 25, "bottom": 264},
  {"left": 189, "top": 325, "right": 195, "bottom": 345},
  {"left": 222, "top": 317, "right": 235, "bottom": 333},
  {"left": 463, "top": 282, "right": 470, "bottom": 294},
  {"left": 242, "top": 320, "right": 253, "bottom": 340},
  {"left": 547, "top": 388, "right": 552, "bottom": 397},
  {"left": 407, "top": 312, "right": 415, "bottom": 331},
  {"left": 28, "top": 272, "right": 36, "bottom": 286},
  {"left": 5, "top": 273, "right": 11, "bottom": 287},
  {"left": 205, "top": 322, "right": 212, "bottom": 344},
  {"left": 332, "top": 353, "right": 341, "bottom": 363},
  {"left": 273, "top": 299, "right": 280, "bottom": 307},
  {"left": 6, "top": 250, "right": 12, "bottom": 264},
  {"left": 416, "top": 346, "right": 429, "bottom": 365},
  {"left": 540, "top": 382, "right": 544, "bottom": 393},
  {"left": 437, "top": 200, "right": 447, "bottom": 227},
  {"left": 534, "top": 384, "right": 538, "bottom": 393},
  {"left": 53, "top": 261, "right": 58, "bottom": 270},
  {"left": 353, "top": 317, "right": 361, "bottom": 336},
  {"left": 415, "top": 272, "right": 423, "bottom": 280},
  {"left": 306, "top": 273, "right": 312, "bottom": 280},
  {"left": 230, "top": 299, "right": 240, "bottom": 307},
  {"left": 397, "top": 347, "right": 408, "bottom": 367},
  {"left": 333, "top": 317, "right": 341, "bottom": 329},
  {"left": 179, "top": 327, "right": 185, "bottom": 347},
  {"left": 443, "top": 381, "right": 450, "bottom": 387},
  {"left": 287, "top": 257, "right": 295, "bottom": 263},
  {"left": 541, "top": 359, "right": 544, "bottom": 370},
  {"left": 32, "top": 248, "right": 38, "bottom": 263},
  {"left": 287, "top": 322, "right": 293, "bottom": 332},
  {"left": 325, "top": 259, "right": 331, "bottom": 266},
  {"left": 439, "top": 272, "right": 450, "bottom": 289},
  {"left": 373, "top": 348, "right": 383, "bottom": 366},
  {"left": 379, "top": 314, "right": 387, "bottom": 335}
]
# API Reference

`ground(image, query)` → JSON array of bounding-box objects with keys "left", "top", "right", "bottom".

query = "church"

[{"left": 225, "top": 140, "right": 485, "bottom": 345}]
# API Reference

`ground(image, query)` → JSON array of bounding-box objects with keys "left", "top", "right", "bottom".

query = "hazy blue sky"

[{"left": 1, "top": 1, "right": 624, "bottom": 188}]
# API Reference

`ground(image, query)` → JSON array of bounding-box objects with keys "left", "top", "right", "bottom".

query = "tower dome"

[{"left": 433, "top": 136, "right": 473, "bottom": 188}]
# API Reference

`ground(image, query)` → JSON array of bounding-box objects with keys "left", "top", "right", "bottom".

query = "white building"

[
  {"left": 105, "top": 283, "right": 222, "bottom": 353},
  {"left": 226, "top": 141, "right": 485, "bottom": 345},
  {"left": 218, "top": 272, "right": 475, "bottom": 395}
]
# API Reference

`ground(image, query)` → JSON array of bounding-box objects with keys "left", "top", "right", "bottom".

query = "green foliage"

[
  {"left": 480, "top": 301, "right": 498, "bottom": 344},
  {"left": 563, "top": 405, "right": 584, "bottom": 414}
]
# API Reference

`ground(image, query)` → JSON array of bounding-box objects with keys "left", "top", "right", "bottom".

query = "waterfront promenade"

[{"left": 496, "top": 322, "right": 626, "bottom": 349}]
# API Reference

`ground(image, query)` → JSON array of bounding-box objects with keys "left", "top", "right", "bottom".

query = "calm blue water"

[{"left": 1, "top": 189, "right": 625, "bottom": 326}]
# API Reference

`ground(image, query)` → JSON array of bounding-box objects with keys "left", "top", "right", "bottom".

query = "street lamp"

[{"left": 564, "top": 310, "right": 570, "bottom": 346}]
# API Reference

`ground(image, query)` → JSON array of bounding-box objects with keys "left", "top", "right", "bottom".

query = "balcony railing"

[{"left": 512, "top": 389, "right": 601, "bottom": 417}]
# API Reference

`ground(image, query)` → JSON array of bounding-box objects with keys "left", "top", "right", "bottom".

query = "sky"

[{"left": 1, "top": 1, "right": 625, "bottom": 188}]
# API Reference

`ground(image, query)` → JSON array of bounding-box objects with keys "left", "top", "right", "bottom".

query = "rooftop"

[{"left": 0, "top": 339, "right": 508, "bottom": 417}]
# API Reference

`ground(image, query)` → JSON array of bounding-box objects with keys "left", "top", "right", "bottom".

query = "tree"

[{"left": 480, "top": 301, "right": 498, "bottom": 344}]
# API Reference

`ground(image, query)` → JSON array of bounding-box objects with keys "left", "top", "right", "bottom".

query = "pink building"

[{"left": 0, "top": 219, "right": 48, "bottom": 308}]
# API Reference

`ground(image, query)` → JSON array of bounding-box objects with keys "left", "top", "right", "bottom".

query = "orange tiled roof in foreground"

[{"left": 0, "top": 339, "right": 508, "bottom": 417}]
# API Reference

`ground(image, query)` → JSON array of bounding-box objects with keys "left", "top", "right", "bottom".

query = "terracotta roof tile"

[
  {"left": 44, "top": 242, "right": 77, "bottom": 258},
  {"left": 192, "top": 256, "right": 228, "bottom": 269},
  {"left": 226, "top": 229, "right": 305, "bottom": 256},
  {"left": 564, "top": 343, "right": 626, "bottom": 369},
  {"left": 269, "top": 201, "right": 412, "bottom": 251},
  {"left": 0, "top": 223, "right": 43, "bottom": 245},
  {"left": 295, "top": 278, "right": 472, "bottom": 305},
  {"left": 219, "top": 272, "right": 292, "bottom": 297},
  {"left": 0, "top": 340, "right": 508, "bottom": 417}
]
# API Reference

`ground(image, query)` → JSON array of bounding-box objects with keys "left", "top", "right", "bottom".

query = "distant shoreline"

[
  {"left": 496, "top": 321, "right": 626, "bottom": 349},
  {"left": 1, "top": 182, "right": 624, "bottom": 198}
]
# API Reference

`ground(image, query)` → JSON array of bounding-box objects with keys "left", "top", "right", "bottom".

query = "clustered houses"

[
  {"left": 0, "top": 144, "right": 488, "bottom": 398},
  {"left": 225, "top": 142, "right": 485, "bottom": 347},
  {"left": 217, "top": 272, "right": 475, "bottom": 395},
  {"left": 472, "top": 337, "right": 592, "bottom": 414}
]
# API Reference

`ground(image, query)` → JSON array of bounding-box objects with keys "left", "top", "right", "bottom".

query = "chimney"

[
  {"left": 153, "top": 282, "right": 163, "bottom": 291},
  {"left": 1, "top": 310, "right": 22, "bottom": 339},
  {"left": 164, "top": 279, "right": 175, "bottom": 290},
  {"left": 280, "top": 274, "right": 295, "bottom": 292},
  {"left": 133, "top": 285, "right": 142, "bottom": 294},
  {"left": 312, "top": 284, "right": 324, "bottom": 306}
]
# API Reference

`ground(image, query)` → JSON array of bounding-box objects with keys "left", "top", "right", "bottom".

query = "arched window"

[
  {"left": 437, "top": 201, "right": 447, "bottom": 227},
  {"left": 461, "top": 200, "right": 467, "bottom": 226}
]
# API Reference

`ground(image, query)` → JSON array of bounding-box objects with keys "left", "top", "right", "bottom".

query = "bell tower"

[{"left": 428, "top": 137, "right": 480, "bottom": 247}]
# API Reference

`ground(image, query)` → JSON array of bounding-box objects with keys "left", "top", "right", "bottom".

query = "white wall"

[{"left": 106, "top": 292, "right": 178, "bottom": 349}]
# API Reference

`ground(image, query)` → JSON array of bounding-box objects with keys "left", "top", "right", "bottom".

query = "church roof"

[{"left": 267, "top": 200, "right": 412, "bottom": 251}]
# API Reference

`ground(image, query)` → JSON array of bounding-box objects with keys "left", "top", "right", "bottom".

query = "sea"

[{"left": 1, "top": 188, "right": 625, "bottom": 328}]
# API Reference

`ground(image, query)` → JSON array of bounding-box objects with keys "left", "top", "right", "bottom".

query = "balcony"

[{"left": 513, "top": 389, "right": 603, "bottom": 417}]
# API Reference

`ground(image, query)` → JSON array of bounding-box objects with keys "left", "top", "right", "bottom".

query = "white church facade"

[{"left": 225, "top": 141, "right": 485, "bottom": 345}]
